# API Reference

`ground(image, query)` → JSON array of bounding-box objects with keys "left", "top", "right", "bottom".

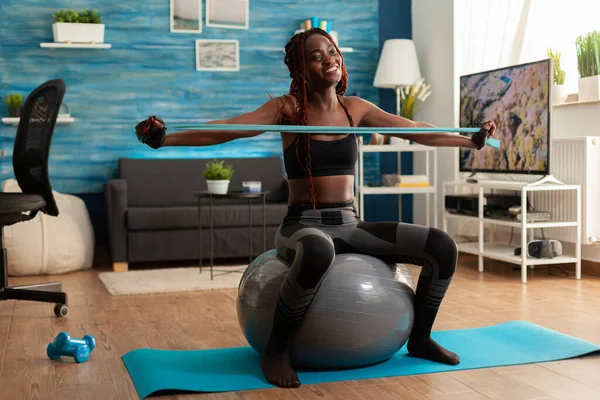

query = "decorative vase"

[
  {"left": 552, "top": 84, "right": 569, "bottom": 105},
  {"left": 52, "top": 22, "right": 105, "bottom": 43},
  {"left": 578, "top": 75, "right": 600, "bottom": 102},
  {"left": 206, "top": 180, "right": 230, "bottom": 194}
]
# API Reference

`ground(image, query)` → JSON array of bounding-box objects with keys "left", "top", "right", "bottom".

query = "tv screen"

[{"left": 458, "top": 59, "right": 552, "bottom": 175}]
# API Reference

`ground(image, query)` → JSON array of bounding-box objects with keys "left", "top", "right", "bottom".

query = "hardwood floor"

[{"left": 1, "top": 254, "right": 600, "bottom": 400}]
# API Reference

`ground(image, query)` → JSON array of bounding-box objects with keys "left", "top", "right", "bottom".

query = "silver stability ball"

[{"left": 236, "top": 250, "right": 416, "bottom": 370}]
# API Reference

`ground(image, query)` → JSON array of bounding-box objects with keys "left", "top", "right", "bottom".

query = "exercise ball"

[{"left": 236, "top": 250, "right": 416, "bottom": 370}]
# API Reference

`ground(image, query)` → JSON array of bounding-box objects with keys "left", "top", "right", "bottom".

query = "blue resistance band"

[{"left": 168, "top": 124, "right": 501, "bottom": 149}]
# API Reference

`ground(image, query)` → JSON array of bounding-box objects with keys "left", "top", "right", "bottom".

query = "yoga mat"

[{"left": 122, "top": 320, "right": 600, "bottom": 399}]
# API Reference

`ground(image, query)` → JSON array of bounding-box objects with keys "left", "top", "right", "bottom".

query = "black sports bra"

[{"left": 282, "top": 99, "right": 357, "bottom": 180}]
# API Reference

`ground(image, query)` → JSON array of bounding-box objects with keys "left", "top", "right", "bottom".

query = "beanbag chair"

[{"left": 2, "top": 179, "right": 95, "bottom": 276}]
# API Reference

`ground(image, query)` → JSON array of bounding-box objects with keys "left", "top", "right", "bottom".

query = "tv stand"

[
  {"left": 528, "top": 175, "right": 565, "bottom": 186},
  {"left": 443, "top": 179, "right": 582, "bottom": 283}
]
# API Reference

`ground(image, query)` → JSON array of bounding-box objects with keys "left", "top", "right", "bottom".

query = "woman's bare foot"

[
  {"left": 407, "top": 337, "right": 460, "bottom": 365},
  {"left": 259, "top": 343, "right": 301, "bottom": 388}
]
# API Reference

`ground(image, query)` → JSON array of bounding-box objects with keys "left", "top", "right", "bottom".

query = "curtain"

[
  {"left": 457, "top": 0, "right": 600, "bottom": 93},
  {"left": 519, "top": 0, "right": 600, "bottom": 94},
  {"left": 455, "top": 0, "right": 532, "bottom": 76}
]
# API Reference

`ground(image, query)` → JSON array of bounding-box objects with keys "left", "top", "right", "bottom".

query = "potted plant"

[
  {"left": 4, "top": 93, "right": 23, "bottom": 118},
  {"left": 546, "top": 48, "right": 568, "bottom": 104},
  {"left": 576, "top": 30, "right": 600, "bottom": 102},
  {"left": 202, "top": 160, "right": 234, "bottom": 194},
  {"left": 52, "top": 9, "right": 105, "bottom": 44},
  {"left": 385, "top": 78, "right": 432, "bottom": 145}
]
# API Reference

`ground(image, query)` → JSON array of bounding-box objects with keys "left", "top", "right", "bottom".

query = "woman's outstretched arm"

[
  {"left": 137, "top": 96, "right": 288, "bottom": 148},
  {"left": 350, "top": 97, "right": 495, "bottom": 149}
]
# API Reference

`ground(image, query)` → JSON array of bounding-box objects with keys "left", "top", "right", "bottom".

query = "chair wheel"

[{"left": 54, "top": 304, "right": 68, "bottom": 317}]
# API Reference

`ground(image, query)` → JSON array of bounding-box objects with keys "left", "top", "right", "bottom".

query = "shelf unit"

[
  {"left": 355, "top": 141, "right": 438, "bottom": 227},
  {"left": 442, "top": 179, "right": 582, "bottom": 283},
  {"left": 2, "top": 116, "right": 75, "bottom": 126},
  {"left": 40, "top": 43, "right": 111, "bottom": 49}
]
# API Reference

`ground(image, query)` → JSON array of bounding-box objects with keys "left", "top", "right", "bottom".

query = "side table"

[{"left": 192, "top": 190, "right": 270, "bottom": 280}]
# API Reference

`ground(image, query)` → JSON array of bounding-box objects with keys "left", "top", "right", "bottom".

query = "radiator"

[{"left": 513, "top": 137, "right": 599, "bottom": 245}]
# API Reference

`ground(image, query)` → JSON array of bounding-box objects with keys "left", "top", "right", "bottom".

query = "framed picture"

[
  {"left": 195, "top": 39, "right": 240, "bottom": 71},
  {"left": 205, "top": 0, "right": 249, "bottom": 30},
  {"left": 170, "top": 0, "right": 202, "bottom": 33}
]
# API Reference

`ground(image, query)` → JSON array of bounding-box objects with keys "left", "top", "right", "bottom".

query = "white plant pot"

[
  {"left": 206, "top": 180, "right": 230, "bottom": 194},
  {"left": 578, "top": 75, "right": 600, "bottom": 102},
  {"left": 552, "top": 84, "right": 569, "bottom": 105},
  {"left": 52, "top": 22, "right": 105, "bottom": 43}
]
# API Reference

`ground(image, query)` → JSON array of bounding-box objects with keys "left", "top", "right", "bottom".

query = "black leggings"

[{"left": 268, "top": 200, "right": 458, "bottom": 349}]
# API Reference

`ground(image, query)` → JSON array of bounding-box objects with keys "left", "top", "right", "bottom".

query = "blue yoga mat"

[{"left": 122, "top": 321, "right": 600, "bottom": 399}]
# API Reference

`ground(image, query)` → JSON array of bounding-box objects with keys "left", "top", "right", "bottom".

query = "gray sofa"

[{"left": 104, "top": 157, "right": 289, "bottom": 271}]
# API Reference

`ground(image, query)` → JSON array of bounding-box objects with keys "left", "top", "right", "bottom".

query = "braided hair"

[{"left": 282, "top": 28, "right": 354, "bottom": 209}]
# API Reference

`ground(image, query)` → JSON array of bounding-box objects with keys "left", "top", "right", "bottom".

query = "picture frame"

[
  {"left": 170, "top": 0, "right": 202, "bottom": 34},
  {"left": 205, "top": 0, "right": 249, "bottom": 30},
  {"left": 195, "top": 39, "right": 240, "bottom": 72}
]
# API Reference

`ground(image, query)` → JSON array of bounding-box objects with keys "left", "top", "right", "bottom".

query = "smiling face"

[{"left": 304, "top": 33, "right": 343, "bottom": 89}]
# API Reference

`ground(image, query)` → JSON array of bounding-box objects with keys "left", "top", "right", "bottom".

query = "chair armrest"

[{"left": 104, "top": 179, "right": 128, "bottom": 262}]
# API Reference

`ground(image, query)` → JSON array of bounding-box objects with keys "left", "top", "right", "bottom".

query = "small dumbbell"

[{"left": 47, "top": 332, "right": 96, "bottom": 363}]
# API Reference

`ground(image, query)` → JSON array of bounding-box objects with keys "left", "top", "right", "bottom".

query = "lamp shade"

[{"left": 373, "top": 39, "right": 422, "bottom": 89}]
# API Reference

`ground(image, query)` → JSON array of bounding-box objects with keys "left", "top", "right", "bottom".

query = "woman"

[{"left": 136, "top": 28, "right": 496, "bottom": 388}]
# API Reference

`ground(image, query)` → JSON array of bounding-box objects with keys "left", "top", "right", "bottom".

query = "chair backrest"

[{"left": 12, "top": 79, "right": 65, "bottom": 217}]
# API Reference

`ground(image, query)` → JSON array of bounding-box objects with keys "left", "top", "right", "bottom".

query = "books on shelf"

[
  {"left": 399, "top": 175, "right": 428, "bottom": 184},
  {"left": 380, "top": 174, "right": 429, "bottom": 188}
]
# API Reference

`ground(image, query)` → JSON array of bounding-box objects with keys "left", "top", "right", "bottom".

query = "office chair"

[{"left": 0, "top": 79, "right": 69, "bottom": 317}]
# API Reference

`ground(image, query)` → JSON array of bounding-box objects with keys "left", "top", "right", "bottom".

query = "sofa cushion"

[
  {"left": 119, "top": 157, "right": 288, "bottom": 207},
  {"left": 127, "top": 203, "right": 289, "bottom": 231}
]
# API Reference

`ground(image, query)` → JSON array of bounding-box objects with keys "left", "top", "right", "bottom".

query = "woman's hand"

[
  {"left": 136, "top": 116, "right": 167, "bottom": 149},
  {"left": 471, "top": 121, "right": 497, "bottom": 150}
]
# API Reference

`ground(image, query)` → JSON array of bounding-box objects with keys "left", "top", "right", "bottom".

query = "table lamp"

[{"left": 373, "top": 39, "right": 422, "bottom": 117}]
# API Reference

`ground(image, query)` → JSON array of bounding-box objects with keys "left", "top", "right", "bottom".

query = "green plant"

[
  {"left": 202, "top": 160, "right": 234, "bottom": 180},
  {"left": 78, "top": 10, "right": 102, "bottom": 24},
  {"left": 53, "top": 9, "right": 102, "bottom": 24},
  {"left": 546, "top": 48, "right": 566, "bottom": 85},
  {"left": 399, "top": 78, "right": 432, "bottom": 120},
  {"left": 576, "top": 30, "right": 600, "bottom": 78},
  {"left": 53, "top": 10, "right": 79, "bottom": 23},
  {"left": 4, "top": 93, "right": 23, "bottom": 108}
]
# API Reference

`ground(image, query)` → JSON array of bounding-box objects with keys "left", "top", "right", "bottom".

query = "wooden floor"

[{"left": 1, "top": 254, "right": 600, "bottom": 400}]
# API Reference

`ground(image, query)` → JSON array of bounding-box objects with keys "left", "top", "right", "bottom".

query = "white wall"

[
  {"left": 411, "top": 0, "right": 459, "bottom": 231},
  {"left": 411, "top": 0, "right": 600, "bottom": 264}
]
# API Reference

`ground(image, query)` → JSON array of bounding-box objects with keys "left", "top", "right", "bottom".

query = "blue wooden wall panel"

[{"left": 0, "top": 0, "right": 380, "bottom": 193}]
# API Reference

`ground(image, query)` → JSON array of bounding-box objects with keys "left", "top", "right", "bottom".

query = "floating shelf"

[
  {"left": 40, "top": 43, "right": 112, "bottom": 49},
  {"left": 2, "top": 116, "right": 75, "bottom": 126}
]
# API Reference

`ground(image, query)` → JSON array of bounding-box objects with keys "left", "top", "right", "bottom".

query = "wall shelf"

[
  {"left": 2, "top": 116, "right": 75, "bottom": 126},
  {"left": 355, "top": 138, "right": 438, "bottom": 227},
  {"left": 40, "top": 43, "right": 112, "bottom": 49}
]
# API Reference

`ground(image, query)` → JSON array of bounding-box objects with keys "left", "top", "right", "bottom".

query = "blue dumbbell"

[{"left": 47, "top": 332, "right": 96, "bottom": 363}]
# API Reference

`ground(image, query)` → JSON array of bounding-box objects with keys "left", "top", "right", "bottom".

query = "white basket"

[
  {"left": 206, "top": 180, "right": 230, "bottom": 194},
  {"left": 578, "top": 75, "right": 600, "bottom": 102},
  {"left": 52, "top": 22, "right": 105, "bottom": 43}
]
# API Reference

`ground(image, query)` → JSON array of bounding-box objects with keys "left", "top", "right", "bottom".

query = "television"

[{"left": 458, "top": 59, "right": 552, "bottom": 175}]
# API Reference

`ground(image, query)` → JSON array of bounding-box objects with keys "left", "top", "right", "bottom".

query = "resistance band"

[{"left": 168, "top": 124, "right": 500, "bottom": 148}]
